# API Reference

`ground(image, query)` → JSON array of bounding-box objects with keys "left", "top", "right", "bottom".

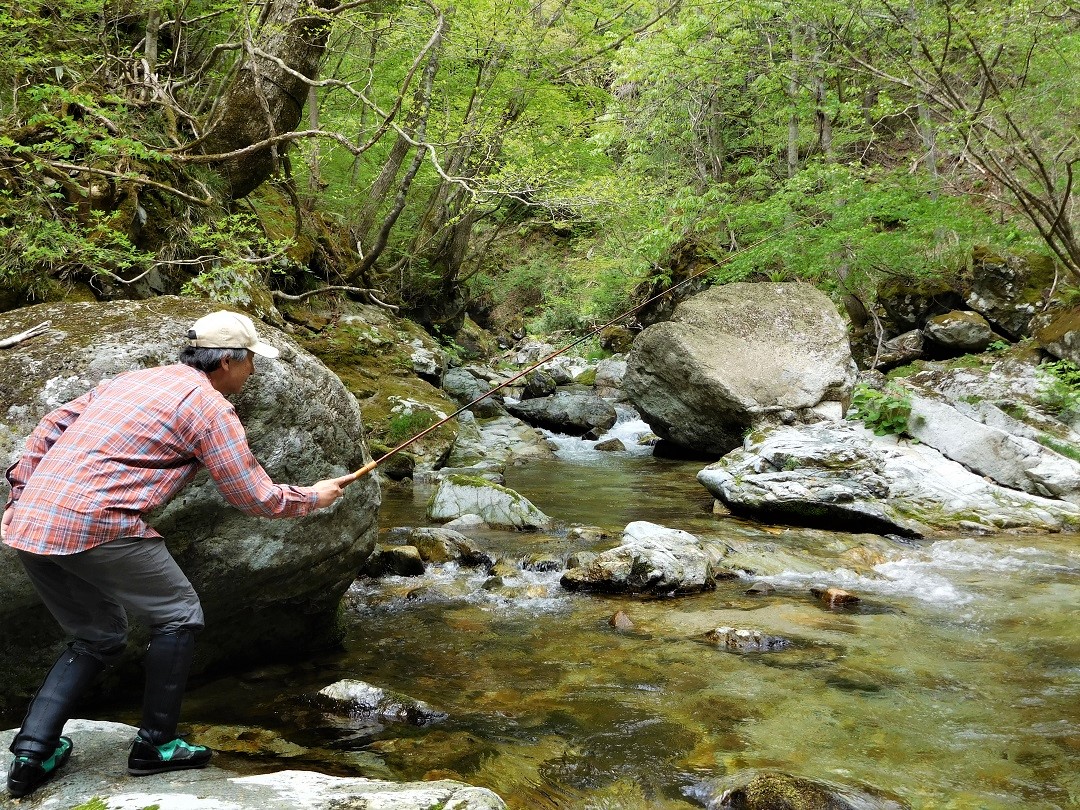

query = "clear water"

[{"left": 148, "top": 426, "right": 1080, "bottom": 807}]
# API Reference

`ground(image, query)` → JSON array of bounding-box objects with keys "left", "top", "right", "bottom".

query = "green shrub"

[
  {"left": 848, "top": 382, "right": 914, "bottom": 437},
  {"left": 1039, "top": 360, "right": 1080, "bottom": 420}
]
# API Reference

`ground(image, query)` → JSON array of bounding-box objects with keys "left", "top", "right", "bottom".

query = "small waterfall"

[{"left": 544, "top": 403, "right": 655, "bottom": 461}]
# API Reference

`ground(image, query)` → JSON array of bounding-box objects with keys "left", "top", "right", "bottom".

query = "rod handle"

[{"left": 350, "top": 459, "right": 379, "bottom": 481}]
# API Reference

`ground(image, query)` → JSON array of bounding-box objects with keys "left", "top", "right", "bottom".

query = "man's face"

[{"left": 220, "top": 350, "right": 255, "bottom": 395}]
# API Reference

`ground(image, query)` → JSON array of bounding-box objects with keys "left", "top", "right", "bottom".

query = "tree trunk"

[
  {"left": 787, "top": 16, "right": 801, "bottom": 179},
  {"left": 200, "top": 0, "right": 336, "bottom": 199}
]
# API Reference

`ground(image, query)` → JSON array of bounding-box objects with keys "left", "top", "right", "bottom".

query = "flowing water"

[{"left": 159, "top": 414, "right": 1079, "bottom": 807}]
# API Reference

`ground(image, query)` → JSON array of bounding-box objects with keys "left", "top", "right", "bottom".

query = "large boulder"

[
  {"left": 922, "top": 310, "right": 995, "bottom": 353},
  {"left": 623, "top": 283, "right": 857, "bottom": 456},
  {"left": 960, "top": 247, "right": 1053, "bottom": 340},
  {"left": 906, "top": 393, "right": 1080, "bottom": 502},
  {"left": 0, "top": 299, "right": 379, "bottom": 714},
  {"left": 698, "top": 421, "right": 1080, "bottom": 536}
]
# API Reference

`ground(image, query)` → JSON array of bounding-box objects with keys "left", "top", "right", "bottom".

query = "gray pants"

[{"left": 17, "top": 537, "right": 204, "bottom": 662}]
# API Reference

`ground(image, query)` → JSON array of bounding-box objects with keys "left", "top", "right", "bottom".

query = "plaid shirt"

[{"left": 4, "top": 363, "right": 318, "bottom": 555}]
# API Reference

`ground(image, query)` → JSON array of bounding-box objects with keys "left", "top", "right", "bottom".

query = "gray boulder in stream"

[
  {"left": 0, "top": 299, "right": 379, "bottom": 713},
  {"left": 698, "top": 421, "right": 1080, "bottom": 535},
  {"left": 319, "top": 679, "right": 448, "bottom": 726},
  {"left": 561, "top": 521, "right": 720, "bottom": 594},
  {"left": 623, "top": 282, "right": 857, "bottom": 456},
  {"left": 428, "top": 474, "right": 551, "bottom": 530},
  {"left": 505, "top": 391, "right": 617, "bottom": 438}
]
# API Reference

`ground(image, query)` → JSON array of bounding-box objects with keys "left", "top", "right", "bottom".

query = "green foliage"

[
  {"left": 848, "top": 383, "right": 915, "bottom": 437},
  {"left": 0, "top": 192, "right": 152, "bottom": 295},
  {"left": 180, "top": 214, "right": 294, "bottom": 306},
  {"left": 1039, "top": 360, "right": 1080, "bottom": 420},
  {"left": 1037, "top": 434, "right": 1080, "bottom": 464}
]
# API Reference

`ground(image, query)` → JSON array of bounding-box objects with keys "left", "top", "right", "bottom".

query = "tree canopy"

[{"left": 0, "top": 0, "right": 1076, "bottom": 333}]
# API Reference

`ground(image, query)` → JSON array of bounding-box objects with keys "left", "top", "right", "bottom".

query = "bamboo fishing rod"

[{"left": 346, "top": 220, "right": 808, "bottom": 482}]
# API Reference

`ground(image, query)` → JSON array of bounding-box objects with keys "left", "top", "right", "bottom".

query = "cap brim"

[{"left": 250, "top": 341, "right": 280, "bottom": 359}]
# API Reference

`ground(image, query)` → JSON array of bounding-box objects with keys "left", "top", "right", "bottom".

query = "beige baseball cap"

[{"left": 187, "top": 310, "right": 280, "bottom": 359}]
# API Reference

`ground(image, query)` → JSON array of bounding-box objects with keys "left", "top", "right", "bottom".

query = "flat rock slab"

[{"left": 1, "top": 720, "right": 506, "bottom": 809}]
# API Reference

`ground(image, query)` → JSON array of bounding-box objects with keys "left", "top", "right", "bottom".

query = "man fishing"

[{"left": 1, "top": 310, "right": 357, "bottom": 798}]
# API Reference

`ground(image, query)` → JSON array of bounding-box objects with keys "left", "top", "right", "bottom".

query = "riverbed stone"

[
  {"left": 560, "top": 520, "right": 717, "bottom": 594},
  {"left": 811, "top": 587, "right": 861, "bottom": 607},
  {"left": 427, "top": 475, "right": 551, "bottom": 530},
  {"left": 594, "top": 357, "right": 628, "bottom": 400},
  {"left": 446, "top": 411, "right": 556, "bottom": 470},
  {"left": 409, "top": 527, "right": 494, "bottom": 569},
  {"left": 704, "top": 627, "right": 791, "bottom": 652},
  {"left": 698, "top": 769, "right": 905, "bottom": 810},
  {"left": 442, "top": 367, "right": 505, "bottom": 418},
  {"left": 364, "top": 544, "right": 427, "bottom": 577},
  {"left": 0, "top": 298, "right": 379, "bottom": 715},
  {"left": 319, "top": 679, "right": 448, "bottom": 726},
  {"left": 0, "top": 720, "right": 505, "bottom": 809},
  {"left": 873, "top": 329, "right": 924, "bottom": 370},
  {"left": 623, "top": 282, "right": 857, "bottom": 456}
]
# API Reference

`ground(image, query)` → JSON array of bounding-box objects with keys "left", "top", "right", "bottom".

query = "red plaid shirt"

[{"left": 4, "top": 363, "right": 318, "bottom": 555}]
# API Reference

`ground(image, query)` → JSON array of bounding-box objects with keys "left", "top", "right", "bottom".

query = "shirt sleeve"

[
  {"left": 4, "top": 386, "right": 99, "bottom": 510},
  {"left": 195, "top": 404, "right": 319, "bottom": 519}
]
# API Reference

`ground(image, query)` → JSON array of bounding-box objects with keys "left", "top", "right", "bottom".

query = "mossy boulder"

[
  {"left": 427, "top": 475, "right": 551, "bottom": 530},
  {"left": 0, "top": 298, "right": 379, "bottom": 715}
]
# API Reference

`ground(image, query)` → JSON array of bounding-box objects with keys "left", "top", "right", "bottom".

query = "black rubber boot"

[
  {"left": 7, "top": 736, "right": 73, "bottom": 798},
  {"left": 138, "top": 629, "right": 196, "bottom": 746},
  {"left": 9, "top": 646, "right": 104, "bottom": 760},
  {"left": 127, "top": 734, "right": 212, "bottom": 775},
  {"left": 128, "top": 628, "right": 212, "bottom": 775}
]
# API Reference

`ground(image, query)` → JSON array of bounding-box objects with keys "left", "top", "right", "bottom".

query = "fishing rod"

[{"left": 346, "top": 219, "right": 809, "bottom": 482}]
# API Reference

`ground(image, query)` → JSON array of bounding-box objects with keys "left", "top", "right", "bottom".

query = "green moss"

[{"left": 575, "top": 368, "right": 597, "bottom": 385}]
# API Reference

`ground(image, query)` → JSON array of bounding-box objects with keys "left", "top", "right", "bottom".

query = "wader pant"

[{"left": 11, "top": 537, "right": 205, "bottom": 759}]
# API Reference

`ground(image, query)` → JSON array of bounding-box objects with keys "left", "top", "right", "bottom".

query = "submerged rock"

[
  {"left": 704, "top": 627, "right": 790, "bottom": 652},
  {"left": 811, "top": 587, "right": 861, "bottom": 607},
  {"left": 704, "top": 770, "right": 905, "bottom": 810}
]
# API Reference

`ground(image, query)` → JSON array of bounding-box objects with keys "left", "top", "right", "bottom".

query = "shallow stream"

[{"left": 149, "top": 417, "right": 1080, "bottom": 807}]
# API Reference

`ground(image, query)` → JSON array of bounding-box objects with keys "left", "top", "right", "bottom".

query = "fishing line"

[{"left": 348, "top": 217, "right": 811, "bottom": 481}]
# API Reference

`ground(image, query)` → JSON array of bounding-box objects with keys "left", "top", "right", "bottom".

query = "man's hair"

[{"left": 178, "top": 346, "right": 249, "bottom": 373}]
